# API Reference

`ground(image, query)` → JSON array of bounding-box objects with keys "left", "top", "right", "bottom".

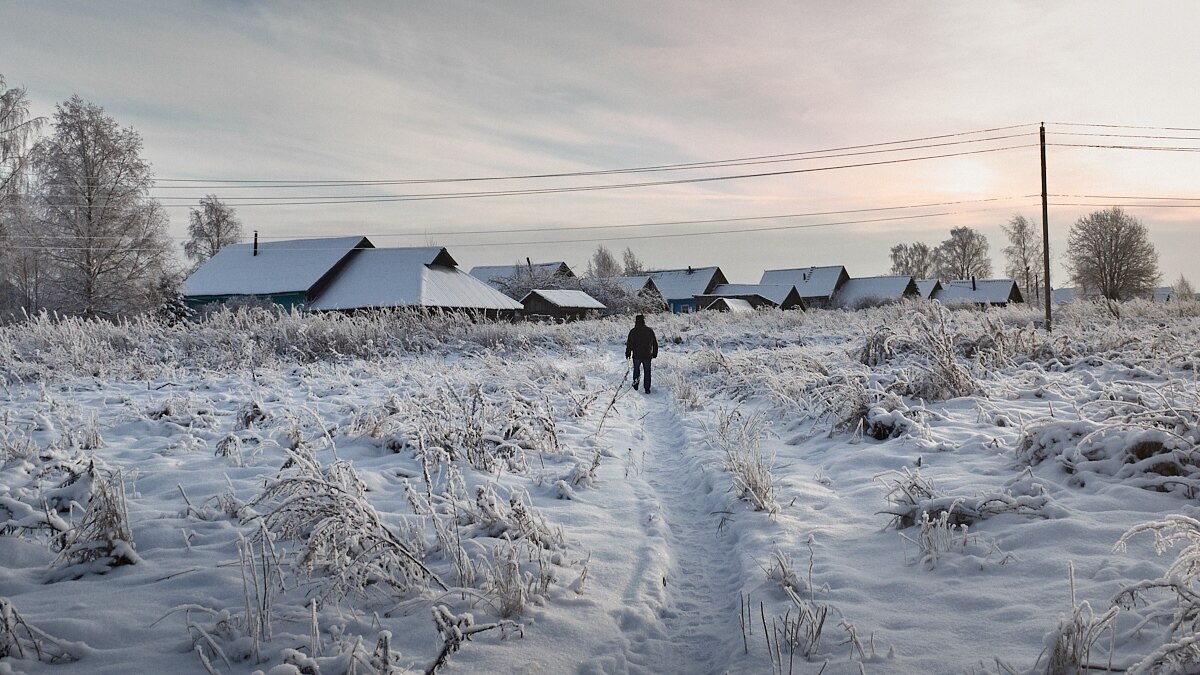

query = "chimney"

[
  {"left": 253, "top": 230, "right": 259, "bottom": 257},
  {"left": 687, "top": 265, "right": 693, "bottom": 274}
]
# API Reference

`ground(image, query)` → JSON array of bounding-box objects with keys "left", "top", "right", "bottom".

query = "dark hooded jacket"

[{"left": 625, "top": 317, "right": 659, "bottom": 360}]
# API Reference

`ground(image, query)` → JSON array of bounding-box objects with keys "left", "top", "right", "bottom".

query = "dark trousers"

[{"left": 632, "top": 359, "right": 652, "bottom": 392}]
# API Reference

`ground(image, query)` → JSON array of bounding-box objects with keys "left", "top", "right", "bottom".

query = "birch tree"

[
  {"left": 183, "top": 194, "right": 242, "bottom": 269},
  {"left": 889, "top": 242, "right": 936, "bottom": 278},
  {"left": 31, "top": 96, "right": 175, "bottom": 318},
  {"left": 1001, "top": 214, "right": 1043, "bottom": 303}
]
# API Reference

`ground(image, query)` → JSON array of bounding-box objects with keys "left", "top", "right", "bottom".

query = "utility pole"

[{"left": 1040, "top": 123, "right": 1052, "bottom": 332}]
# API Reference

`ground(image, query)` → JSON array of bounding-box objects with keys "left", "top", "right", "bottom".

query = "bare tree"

[
  {"left": 1173, "top": 275, "right": 1195, "bottom": 301},
  {"left": 934, "top": 226, "right": 992, "bottom": 281},
  {"left": 31, "top": 96, "right": 176, "bottom": 318},
  {"left": 585, "top": 244, "right": 620, "bottom": 278},
  {"left": 1, "top": 75, "right": 46, "bottom": 316},
  {"left": 0, "top": 75, "right": 43, "bottom": 207},
  {"left": 621, "top": 246, "right": 645, "bottom": 276},
  {"left": 1065, "top": 208, "right": 1159, "bottom": 301},
  {"left": 1001, "top": 214, "right": 1043, "bottom": 304},
  {"left": 888, "top": 242, "right": 936, "bottom": 278},
  {"left": 183, "top": 194, "right": 242, "bottom": 269}
]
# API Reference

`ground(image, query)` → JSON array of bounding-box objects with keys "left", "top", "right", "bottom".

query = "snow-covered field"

[{"left": 3, "top": 301, "right": 1200, "bottom": 675}]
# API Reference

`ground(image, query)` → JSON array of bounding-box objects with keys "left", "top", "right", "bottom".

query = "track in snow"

[{"left": 609, "top": 390, "right": 752, "bottom": 675}]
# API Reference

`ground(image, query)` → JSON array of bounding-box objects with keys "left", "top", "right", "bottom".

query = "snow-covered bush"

[
  {"left": 249, "top": 446, "right": 448, "bottom": 602},
  {"left": 1113, "top": 515, "right": 1200, "bottom": 674},
  {"left": 877, "top": 467, "right": 1061, "bottom": 530}
]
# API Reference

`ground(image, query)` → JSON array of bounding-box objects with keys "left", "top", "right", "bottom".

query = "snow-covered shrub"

[
  {"left": 0, "top": 596, "right": 79, "bottom": 664},
  {"left": 249, "top": 447, "right": 448, "bottom": 602},
  {"left": 877, "top": 467, "right": 1061, "bottom": 530},
  {"left": 1015, "top": 383, "right": 1200, "bottom": 496},
  {"left": 1113, "top": 515, "right": 1200, "bottom": 674},
  {"left": 904, "top": 309, "right": 984, "bottom": 400},
  {"left": 50, "top": 467, "right": 139, "bottom": 580}
]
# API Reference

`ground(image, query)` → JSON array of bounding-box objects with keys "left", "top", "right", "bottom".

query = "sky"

[{"left": 3, "top": 1, "right": 1199, "bottom": 286}]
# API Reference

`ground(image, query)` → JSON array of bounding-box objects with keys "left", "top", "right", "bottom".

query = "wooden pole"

[{"left": 1040, "top": 123, "right": 1052, "bottom": 332}]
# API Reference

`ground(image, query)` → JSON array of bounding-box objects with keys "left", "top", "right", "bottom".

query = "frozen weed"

[
  {"left": 428, "top": 605, "right": 521, "bottom": 674},
  {"left": 250, "top": 446, "right": 448, "bottom": 602},
  {"left": 900, "top": 510, "right": 972, "bottom": 568},
  {"left": 0, "top": 596, "right": 79, "bottom": 663},
  {"left": 50, "top": 467, "right": 139, "bottom": 580},
  {"left": 709, "top": 407, "right": 778, "bottom": 514},
  {"left": 1040, "top": 564, "right": 1117, "bottom": 675}
]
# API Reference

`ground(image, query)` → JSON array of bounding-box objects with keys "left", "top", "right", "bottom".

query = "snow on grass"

[{"left": 1, "top": 300, "right": 1199, "bottom": 673}]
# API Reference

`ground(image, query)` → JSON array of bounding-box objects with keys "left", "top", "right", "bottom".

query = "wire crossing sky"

[{"left": 4, "top": 2, "right": 1199, "bottom": 285}]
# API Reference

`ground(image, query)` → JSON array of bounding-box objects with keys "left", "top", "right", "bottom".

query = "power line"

[
  {"left": 30, "top": 143, "right": 1038, "bottom": 207},
  {"left": 144, "top": 123, "right": 1039, "bottom": 187},
  {"left": 0, "top": 205, "right": 1042, "bottom": 252},
  {"left": 1047, "top": 122, "right": 1200, "bottom": 133},
  {"left": 1048, "top": 143, "right": 1200, "bottom": 153},
  {"left": 3, "top": 195, "right": 1038, "bottom": 242}
]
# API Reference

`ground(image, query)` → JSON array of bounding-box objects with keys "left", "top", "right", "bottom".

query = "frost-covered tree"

[
  {"left": 0, "top": 75, "right": 45, "bottom": 316},
  {"left": 30, "top": 96, "right": 176, "bottom": 318},
  {"left": 621, "top": 247, "right": 644, "bottom": 276},
  {"left": 183, "top": 194, "right": 242, "bottom": 269},
  {"left": 888, "top": 242, "right": 936, "bottom": 279},
  {"left": 1173, "top": 275, "right": 1195, "bottom": 301},
  {"left": 1001, "top": 214, "right": 1043, "bottom": 304},
  {"left": 934, "top": 227, "right": 992, "bottom": 281},
  {"left": 1065, "top": 208, "right": 1159, "bottom": 301},
  {"left": 585, "top": 245, "right": 620, "bottom": 278}
]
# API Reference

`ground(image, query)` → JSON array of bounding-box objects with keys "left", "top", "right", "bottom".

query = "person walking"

[{"left": 625, "top": 314, "right": 659, "bottom": 393}]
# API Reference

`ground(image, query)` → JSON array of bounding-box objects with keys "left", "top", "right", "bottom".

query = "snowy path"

[{"left": 593, "top": 383, "right": 758, "bottom": 675}]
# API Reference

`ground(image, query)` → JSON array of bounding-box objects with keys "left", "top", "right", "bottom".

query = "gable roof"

[
  {"left": 834, "top": 275, "right": 920, "bottom": 306},
  {"left": 915, "top": 279, "right": 942, "bottom": 299},
  {"left": 759, "top": 266, "right": 848, "bottom": 300},
  {"left": 645, "top": 267, "right": 726, "bottom": 301},
  {"left": 520, "top": 289, "right": 605, "bottom": 310},
  {"left": 184, "top": 236, "right": 373, "bottom": 297},
  {"left": 708, "top": 283, "right": 802, "bottom": 307},
  {"left": 704, "top": 297, "right": 755, "bottom": 313},
  {"left": 469, "top": 262, "right": 574, "bottom": 289},
  {"left": 935, "top": 279, "right": 1024, "bottom": 305},
  {"left": 602, "top": 276, "right": 662, "bottom": 296},
  {"left": 308, "top": 247, "right": 521, "bottom": 311}
]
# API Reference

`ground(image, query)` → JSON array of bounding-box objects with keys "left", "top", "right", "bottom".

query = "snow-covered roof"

[
  {"left": 834, "top": 276, "right": 918, "bottom": 306},
  {"left": 521, "top": 289, "right": 605, "bottom": 310},
  {"left": 708, "top": 284, "right": 798, "bottom": 306},
  {"left": 704, "top": 297, "right": 755, "bottom": 312},
  {"left": 603, "top": 276, "right": 660, "bottom": 295},
  {"left": 646, "top": 267, "right": 725, "bottom": 301},
  {"left": 935, "top": 279, "right": 1023, "bottom": 305},
  {"left": 915, "top": 279, "right": 942, "bottom": 299},
  {"left": 309, "top": 248, "right": 521, "bottom": 311},
  {"left": 469, "top": 262, "right": 573, "bottom": 288},
  {"left": 759, "top": 266, "right": 847, "bottom": 299},
  {"left": 183, "top": 236, "right": 372, "bottom": 297}
]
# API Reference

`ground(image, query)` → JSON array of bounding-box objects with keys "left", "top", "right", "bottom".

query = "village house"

[
  {"left": 519, "top": 289, "right": 606, "bottom": 322},
  {"left": 934, "top": 279, "right": 1024, "bottom": 307},
  {"left": 645, "top": 266, "right": 728, "bottom": 313},
  {"left": 834, "top": 275, "right": 921, "bottom": 309},
  {"left": 759, "top": 265, "right": 850, "bottom": 309},
  {"left": 694, "top": 283, "right": 806, "bottom": 310},
  {"left": 184, "top": 236, "right": 521, "bottom": 316}
]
